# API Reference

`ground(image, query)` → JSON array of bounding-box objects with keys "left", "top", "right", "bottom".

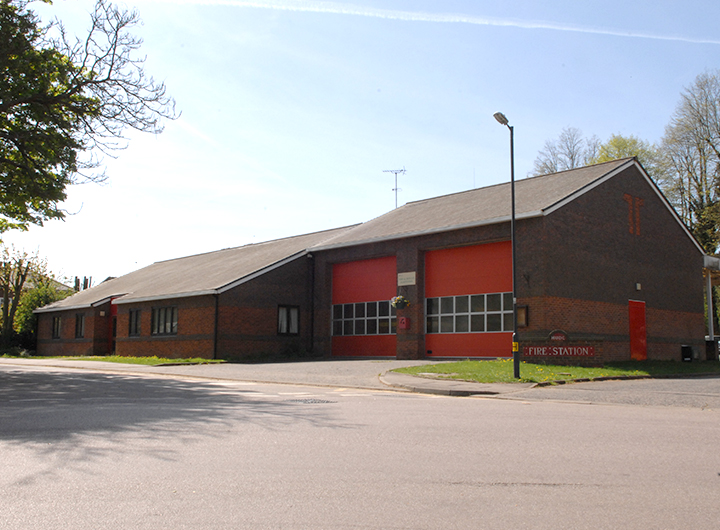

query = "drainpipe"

[
  {"left": 707, "top": 273, "right": 715, "bottom": 341},
  {"left": 308, "top": 253, "right": 315, "bottom": 354},
  {"left": 213, "top": 293, "right": 219, "bottom": 360}
]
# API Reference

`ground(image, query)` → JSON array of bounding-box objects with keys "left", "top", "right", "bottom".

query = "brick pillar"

[{"left": 395, "top": 247, "right": 425, "bottom": 359}]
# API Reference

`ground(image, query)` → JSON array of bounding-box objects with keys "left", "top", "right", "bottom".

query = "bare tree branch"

[{"left": 0, "top": 0, "right": 178, "bottom": 231}]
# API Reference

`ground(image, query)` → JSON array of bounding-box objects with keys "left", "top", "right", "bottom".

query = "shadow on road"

[
  {"left": 0, "top": 367, "right": 348, "bottom": 447},
  {"left": 0, "top": 367, "right": 363, "bottom": 491}
]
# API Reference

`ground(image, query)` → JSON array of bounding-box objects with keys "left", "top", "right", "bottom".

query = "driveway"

[{"left": 0, "top": 357, "right": 718, "bottom": 408}]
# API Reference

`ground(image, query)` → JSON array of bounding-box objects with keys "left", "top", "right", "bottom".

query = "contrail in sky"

[{"left": 150, "top": 0, "right": 720, "bottom": 45}]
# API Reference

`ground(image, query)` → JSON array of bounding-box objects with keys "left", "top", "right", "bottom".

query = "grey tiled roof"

[
  {"left": 38, "top": 158, "right": 643, "bottom": 311},
  {"left": 37, "top": 225, "right": 355, "bottom": 311},
  {"left": 311, "top": 158, "right": 635, "bottom": 249}
]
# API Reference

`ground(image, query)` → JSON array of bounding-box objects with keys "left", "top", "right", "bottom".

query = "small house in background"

[{"left": 35, "top": 158, "right": 714, "bottom": 364}]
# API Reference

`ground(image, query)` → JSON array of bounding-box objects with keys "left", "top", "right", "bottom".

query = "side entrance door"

[{"left": 629, "top": 300, "right": 647, "bottom": 361}]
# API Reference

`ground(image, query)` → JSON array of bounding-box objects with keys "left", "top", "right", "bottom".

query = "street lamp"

[{"left": 493, "top": 112, "right": 520, "bottom": 379}]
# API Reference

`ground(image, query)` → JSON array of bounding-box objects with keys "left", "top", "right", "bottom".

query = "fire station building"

[{"left": 35, "top": 158, "right": 712, "bottom": 364}]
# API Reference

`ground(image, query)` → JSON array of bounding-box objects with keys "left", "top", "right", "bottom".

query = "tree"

[
  {"left": 533, "top": 128, "right": 670, "bottom": 184},
  {"left": 590, "top": 134, "right": 660, "bottom": 170},
  {"left": 0, "top": 0, "right": 176, "bottom": 233},
  {"left": 14, "top": 275, "right": 70, "bottom": 348},
  {"left": 0, "top": 244, "right": 50, "bottom": 346},
  {"left": 531, "top": 127, "right": 600, "bottom": 176},
  {"left": 661, "top": 71, "right": 720, "bottom": 253},
  {"left": 588, "top": 133, "right": 671, "bottom": 187}
]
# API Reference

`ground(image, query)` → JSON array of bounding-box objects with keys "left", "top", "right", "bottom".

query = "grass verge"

[
  {"left": 0, "top": 353, "right": 224, "bottom": 366},
  {"left": 393, "top": 359, "right": 720, "bottom": 384}
]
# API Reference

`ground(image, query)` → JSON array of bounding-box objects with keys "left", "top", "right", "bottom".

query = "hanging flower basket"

[{"left": 391, "top": 295, "right": 410, "bottom": 309}]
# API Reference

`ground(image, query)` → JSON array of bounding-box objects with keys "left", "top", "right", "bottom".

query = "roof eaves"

[
  {"left": 113, "top": 289, "right": 218, "bottom": 305},
  {"left": 33, "top": 293, "right": 128, "bottom": 313},
  {"left": 33, "top": 302, "right": 93, "bottom": 314}
]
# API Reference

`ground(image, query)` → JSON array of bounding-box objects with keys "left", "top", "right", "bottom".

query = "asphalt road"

[{"left": 1, "top": 364, "right": 719, "bottom": 529}]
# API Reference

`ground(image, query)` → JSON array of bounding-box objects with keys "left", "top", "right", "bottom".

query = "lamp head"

[{"left": 493, "top": 112, "right": 509, "bottom": 126}]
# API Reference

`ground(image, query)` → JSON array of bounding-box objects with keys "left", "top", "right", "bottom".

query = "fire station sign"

[
  {"left": 523, "top": 346, "right": 596, "bottom": 357},
  {"left": 397, "top": 272, "right": 416, "bottom": 286}
]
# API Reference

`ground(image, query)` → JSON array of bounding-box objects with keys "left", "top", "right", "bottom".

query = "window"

[
  {"left": 151, "top": 307, "right": 178, "bottom": 335},
  {"left": 129, "top": 309, "right": 141, "bottom": 336},
  {"left": 75, "top": 314, "right": 85, "bottom": 339},
  {"left": 332, "top": 300, "right": 397, "bottom": 336},
  {"left": 278, "top": 306, "right": 299, "bottom": 335},
  {"left": 52, "top": 316, "right": 61, "bottom": 339},
  {"left": 426, "top": 292, "right": 514, "bottom": 334}
]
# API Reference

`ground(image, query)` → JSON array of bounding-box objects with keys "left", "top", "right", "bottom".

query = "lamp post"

[{"left": 493, "top": 112, "right": 520, "bottom": 379}]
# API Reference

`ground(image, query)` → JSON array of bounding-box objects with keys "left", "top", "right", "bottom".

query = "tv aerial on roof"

[{"left": 383, "top": 167, "right": 406, "bottom": 209}]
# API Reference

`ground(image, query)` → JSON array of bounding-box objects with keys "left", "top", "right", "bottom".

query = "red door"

[{"left": 629, "top": 300, "right": 647, "bottom": 361}]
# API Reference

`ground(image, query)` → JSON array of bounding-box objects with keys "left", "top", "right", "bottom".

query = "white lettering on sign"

[
  {"left": 523, "top": 346, "right": 595, "bottom": 357},
  {"left": 397, "top": 272, "right": 416, "bottom": 286}
]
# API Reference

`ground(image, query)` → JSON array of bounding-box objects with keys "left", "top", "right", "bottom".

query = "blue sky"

[{"left": 5, "top": 0, "right": 720, "bottom": 284}]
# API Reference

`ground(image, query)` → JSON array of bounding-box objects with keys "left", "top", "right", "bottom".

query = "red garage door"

[
  {"left": 331, "top": 256, "right": 397, "bottom": 357},
  {"left": 425, "top": 242, "right": 513, "bottom": 358}
]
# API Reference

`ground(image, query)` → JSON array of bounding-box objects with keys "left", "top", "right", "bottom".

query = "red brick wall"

[
  {"left": 518, "top": 296, "right": 704, "bottom": 363},
  {"left": 538, "top": 166, "right": 703, "bottom": 313},
  {"left": 37, "top": 257, "right": 314, "bottom": 361},
  {"left": 36, "top": 303, "right": 111, "bottom": 357},
  {"left": 216, "top": 256, "right": 313, "bottom": 360},
  {"left": 516, "top": 165, "right": 705, "bottom": 363},
  {"left": 115, "top": 296, "right": 216, "bottom": 359}
]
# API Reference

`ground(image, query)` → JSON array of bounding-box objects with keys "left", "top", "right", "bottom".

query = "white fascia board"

[
  {"left": 704, "top": 255, "right": 720, "bottom": 270},
  {"left": 310, "top": 212, "right": 544, "bottom": 252},
  {"left": 34, "top": 302, "right": 93, "bottom": 314},
  {"left": 217, "top": 250, "right": 309, "bottom": 294},
  {"left": 113, "top": 289, "right": 218, "bottom": 305},
  {"left": 92, "top": 296, "right": 123, "bottom": 307},
  {"left": 33, "top": 294, "right": 127, "bottom": 313}
]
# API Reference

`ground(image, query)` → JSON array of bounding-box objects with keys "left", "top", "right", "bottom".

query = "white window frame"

[
  {"left": 332, "top": 300, "right": 397, "bottom": 336},
  {"left": 425, "top": 292, "right": 514, "bottom": 334}
]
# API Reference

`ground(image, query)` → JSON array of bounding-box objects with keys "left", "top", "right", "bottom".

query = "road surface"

[{"left": 1, "top": 364, "right": 718, "bottom": 529}]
